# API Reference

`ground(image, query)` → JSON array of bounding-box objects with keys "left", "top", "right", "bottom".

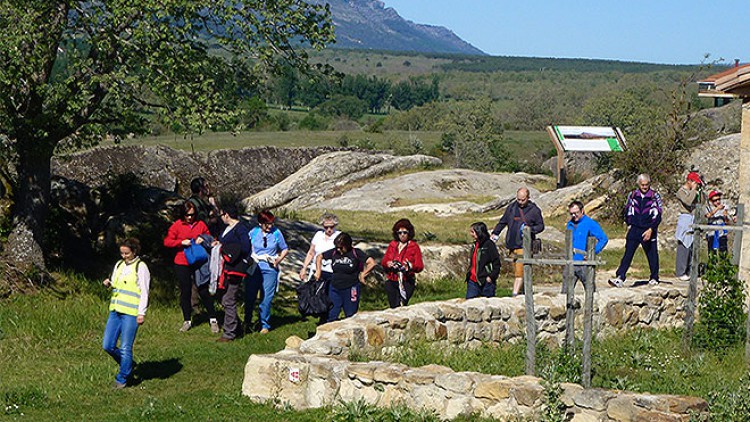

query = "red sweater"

[
  {"left": 163, "top": 219, "right": 209, "bottom": 266},
  {"left": 381, "top": 240, "right": 424, "bottom": 282}
]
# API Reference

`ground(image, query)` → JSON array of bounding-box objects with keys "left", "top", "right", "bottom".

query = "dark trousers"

[
  {"left": 706, "top": 235, "right": 728, "bottom": 254},
  {"left": 616, "top": 227, "right": 659, "bottom": 282},
  {"left": 466, "top": 281, "right": 496, "bottom": 299},
  {"left": 328, "top": 283, "right": 360, "bottom": 322},
  {"left": 561, "top": 265, "right": 591, "bottom": 293},
  {"left": 221, "top": 275, "right": 244, "bottom": 339},
  {"left": 385, "top": 277, "right": 416, "bottom": 308},
  {"left": 675, "top": 241, "right": 692, "bottom": 277},
  {"left": 175, "top": 264, "right": 215, "bottom": 322}
]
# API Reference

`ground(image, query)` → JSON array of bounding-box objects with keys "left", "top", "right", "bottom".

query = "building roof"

[
  {"left": 715, "top": 65, "right": 750, "bottom": 96},
  {"left": 699, "top": 63, "right": 750, "bottom": 83}
]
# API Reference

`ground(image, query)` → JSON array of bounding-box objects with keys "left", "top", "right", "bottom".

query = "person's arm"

[
  {"left": 381, "top": 242, "right": 397, "bottom": 271},
  {"left": 491, "top": 207, "right": 511, "bottom": 238},
  {"left": 651, "top": 191, "right": 663, "bottom": 229},
  {"left": 300, "top": 242, "right": 317, "bottom": 280},
  {"left": 591, "top": 221, "right": 609, "bottom": 255},
  {"left": 136, "top": 263, "right": 151, "bottom": 325},
  {"left": 272, "top": 230, "right": 289, "bottom": 267},
  {"left": 529, "top": 205, "right": 545, "bottom": 234},
  {"left": 163, "top": 221, "right": 184, "bottom": 248},
  {"left": 314, "top": 254, "right": 323, "bottom": 281},
  {"left": 359, "top": 256, "right": 377, "bottom": 283},
  {"left": 407, "top": 243, "right": 424, "bottom": 274},
  {"left": 487, "top": 244, "right": 502, "bottom": 283}
]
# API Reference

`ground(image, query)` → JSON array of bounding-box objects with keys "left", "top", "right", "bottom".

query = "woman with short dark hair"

[
  {"left": 163, "top": 201, "right": 218, "bottom": 333},
  {"left": 214, "top": 202, "right": 250, "bottom": 342},
  {"left": 381, "top": 218, "right": 424, "bottom": 308},
  {"left": 315, "top": 232, "right": 376, "bottom": 321},
  {"left": 245, "top": 210, "right": 289, "bottom": 334},
  {"left": 466, "top": 222, "right": 501, "bottom": 299}
]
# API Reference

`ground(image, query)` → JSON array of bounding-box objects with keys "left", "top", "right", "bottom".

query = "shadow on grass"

[
  {"left": 130, "top": 358, "right": 182, "bottom": 385},
  {"left": 131, "top": 358, "right": 183, "bottom": 385}
]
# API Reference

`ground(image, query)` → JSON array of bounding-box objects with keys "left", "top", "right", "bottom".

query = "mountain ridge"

[{"left": 316, "top": 0, "right": 485, "bottom": 56}]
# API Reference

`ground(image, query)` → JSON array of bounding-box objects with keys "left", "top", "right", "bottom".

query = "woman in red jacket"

[
  {"left": 163, "top": 201, "right": 218, "bottom": 333},
  {"left": 381, "top": 218, "right": 424, "bottom": 308}
]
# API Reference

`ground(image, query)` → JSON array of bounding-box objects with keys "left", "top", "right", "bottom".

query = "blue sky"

[{"left": 382, "top": 0, "right": 749, "bottom": 65}]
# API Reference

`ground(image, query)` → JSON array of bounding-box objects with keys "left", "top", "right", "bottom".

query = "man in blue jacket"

[
  {"left": 609, "top": 174, "right": 663, "bottom": 287},
  {"left": 562, "top": 200, "right": 608, "bottom": 293}
]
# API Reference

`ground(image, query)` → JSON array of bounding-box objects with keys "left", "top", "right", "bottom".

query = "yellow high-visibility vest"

[{"left": 109, "top": 259, "right": 142, "bottom": 316}]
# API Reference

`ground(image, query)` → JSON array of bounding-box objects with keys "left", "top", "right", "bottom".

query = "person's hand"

[
  {"left": 388, "top": 261, "right": 397, "bottom": 269},
  {"left": 181, "top": 239, "right": 191, "bottom": 246},
  {"left": 314, "top": 270, "right": 321, "bottom": 281},
  {"left": 103, "top": 278, "right": 111, "bottom": 288},
  {"left": 195, "top": 237, "right": 204, "bottom": 245},
  {"left": 490, "top": 234, "right": 499, "bottom": 242},
  {"left": 642, "top": 228, "right": 652, "bottom": 241},
  {"left": 359, "top": 273, "right": 367, "bottom": 283},
  {"left": 208, "top": 196, "right": 216, "bottom": 207},
  {"left": 273, "top": 257, "right": 282, "bottom": 268},
  {"left": 137, "top": 315, "right": 145, "bottom": 325},
  {"left": 299, "top": 268, "right": 307, "bottom": 281},
  {"left": 211, "top": 240, "right": 219, "bottom": 247},
  {"left": 486, "top": 276, "right": 492, "bottom": 284}
]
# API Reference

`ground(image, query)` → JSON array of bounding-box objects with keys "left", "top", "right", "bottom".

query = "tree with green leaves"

[{"left": 0, "top": 1, "right": 334, "bottom": 274}]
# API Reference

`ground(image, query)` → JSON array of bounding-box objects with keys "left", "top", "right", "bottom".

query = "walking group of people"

[{"left": 100, "top": 172, "right": 735, "bottom": 388}]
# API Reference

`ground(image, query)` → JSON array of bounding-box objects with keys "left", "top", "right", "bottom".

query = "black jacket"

[
  {"left": 466, "top": 238, "right": 502, "bottom": 285},
  {"left": 492, "top": 201, "right": 545, "bottom": 250}
]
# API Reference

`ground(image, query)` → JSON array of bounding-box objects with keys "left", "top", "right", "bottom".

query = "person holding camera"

[
  {"left": 674, "top": 171, "right": 703, "bottom": 281},
  {"left": 381, "top": 218, "right": 424, "bottom": 308},
  {"left": 705, "top": 190, "right": 734, "bottom": 254}
]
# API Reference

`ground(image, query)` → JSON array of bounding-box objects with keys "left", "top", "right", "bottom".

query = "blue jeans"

[
  {"left": 466, "top": 281, "right": 496, "bottom": 299},
  {"left": 102, "top": 311, "right": 139, "bottom": 385},
  {"left": 328, "top": 283, "right": 360, "bottom": 322},
  {"left": 245, "top": 267, "right": 278, "bottom": 330}
]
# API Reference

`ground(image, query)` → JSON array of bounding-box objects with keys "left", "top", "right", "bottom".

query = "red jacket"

[
  {"left": 381, "top": 240, "right": 424, "bottom": 282},
  {"left": 163, "top": 219, "right": 210, "bottom": 266}
]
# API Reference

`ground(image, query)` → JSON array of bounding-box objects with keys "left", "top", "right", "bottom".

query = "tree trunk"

[{"left": 4, "top": 139, "right": 54, "bottom": 273}]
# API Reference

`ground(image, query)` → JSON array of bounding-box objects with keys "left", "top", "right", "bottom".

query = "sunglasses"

[
  {"left": 185, "top": 213, "right": 195, "bottom": 217},
  {"left": 323, "top": 225, "right": 336, "bottom": 230},
  {"left": 262, "top": 236, "right": 267, "bottom": 248},
  {"left": 397, "top": 230, "right": 409, "bottom": 235}
]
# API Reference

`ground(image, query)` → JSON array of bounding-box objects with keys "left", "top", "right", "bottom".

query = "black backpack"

[{"left": 296, "top": 278, "right": 332, "bottom": 316}]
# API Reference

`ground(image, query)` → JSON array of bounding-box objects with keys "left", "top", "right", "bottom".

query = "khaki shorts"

[{"left": 510, "top": 248, "right": 524, "bottom": 278}]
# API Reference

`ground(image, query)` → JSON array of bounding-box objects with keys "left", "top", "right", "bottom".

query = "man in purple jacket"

[{"left": 608, "top": 174, "right": 663, "bottom": 287}]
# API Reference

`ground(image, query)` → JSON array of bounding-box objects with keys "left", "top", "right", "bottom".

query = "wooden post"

[
  {"left": 564, "top": 230, "right": 575, "bottom": 352},
  {"left": 523, "top": 226, "right": 536, "bottom": 376},
  {"left": 682, "top": 206, "right": 703, "bottom": 347},
  {"left": 732, "top": 204, "right": 744, "bottom": 267},
  {"left": 582, "top": 236, "right": 596, "bottom": 388}
]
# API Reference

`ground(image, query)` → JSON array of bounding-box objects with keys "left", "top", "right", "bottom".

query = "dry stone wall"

[{"left": 243, "top": 286, "right": 707, "bottom": 420}]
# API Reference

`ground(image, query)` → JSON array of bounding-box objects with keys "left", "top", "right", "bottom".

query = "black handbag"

[{"left": 296, "top": 278, "right": 332, "bottom": 316}]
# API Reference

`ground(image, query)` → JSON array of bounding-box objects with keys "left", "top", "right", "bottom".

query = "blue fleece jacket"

[{"left": 566, "top": 215, "right": 608, "bottom": 261}]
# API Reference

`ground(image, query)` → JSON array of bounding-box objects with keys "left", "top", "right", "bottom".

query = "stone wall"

[{"left": 243, "top": 286, "right": 707, "bottom": 420}]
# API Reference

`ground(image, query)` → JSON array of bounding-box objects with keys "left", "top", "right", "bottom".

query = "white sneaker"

[
  {"left": 210, "top": 318, "right": 220, "bottom": 334},
  {"left": 608, "top": 277, "right": 624, "bottom": 288},
  {"left": 179, "top": 321, "right": 192, "bottom": 332},
  {"left": 649, "top": 279, "right": 659, "bottom": 286},
  {"left": 678, "top": 274, "right": 690, "bottom": 281}
]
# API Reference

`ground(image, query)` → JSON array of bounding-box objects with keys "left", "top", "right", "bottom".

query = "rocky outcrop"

[
  {"left": 242, "top": 285, "right": 705, "bottom": 420},
  {"left": 52, "top": 144, "right": 343, "bottom": 198},
  {"left": 242, "top": 151, "right": 442, "bottom": 212}
]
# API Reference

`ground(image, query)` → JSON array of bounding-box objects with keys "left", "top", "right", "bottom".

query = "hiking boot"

[
  {"left": 607, "top": 277, "right": 624, "bottom": 288},
  {"left": 179, "top": 321, "right": 192, "bottom": 332},
  {"left": 649, "top": 279, "right": 659, "bottom": 286},
  {"left": 209, "top": 318, "right": 220, "bottom": 334}
]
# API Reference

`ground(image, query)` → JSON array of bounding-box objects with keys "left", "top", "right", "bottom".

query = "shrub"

[
  {"left": 693, "top": 252, "right": 746, "bottom": 351},
  {"left": 298, "top": 113, "right": 329, "bottom": 131}
]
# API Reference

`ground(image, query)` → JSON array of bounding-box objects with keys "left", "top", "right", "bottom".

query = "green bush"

[
  {"left": 298, "top": 113, "right": 330, "bottom": 131},
  {"left": 704, "top": 371, "right": 750, "bottom": 421},
  {"left": 694, "top": 253, "right": 746, "bottom": 351}
]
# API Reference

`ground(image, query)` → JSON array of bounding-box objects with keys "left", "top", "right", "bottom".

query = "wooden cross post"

[
  {"left": 581, "top": 236, "right": 596, "bottom": 388},
  {"left": 682, "top": 206, "right": 703, "bottom": 347},
  {"left": 522, "top": 226, "right": 536, "bottom": 375},
  {"left": 564, "top": 230, "right": 575, "bottom": 352}
]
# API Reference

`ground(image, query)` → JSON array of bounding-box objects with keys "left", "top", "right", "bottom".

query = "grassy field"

[{"left": 0, "top": 273, "right": 507, "bottom": 421}]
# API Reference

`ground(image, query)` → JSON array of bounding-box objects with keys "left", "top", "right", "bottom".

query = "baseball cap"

[
  {"left": 708, "top": 190, "right": 722, "bottom": 200},
  {"left": 687, "top": 172, "right": 703, "bottom": 185}
]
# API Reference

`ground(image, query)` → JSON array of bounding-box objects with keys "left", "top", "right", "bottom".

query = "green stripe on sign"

[
  {"left": 607, "top": 138, "right": 622, "bottom": 151},
  {"left": 554, "top": 126, "right": 563, "bottom": 140}
]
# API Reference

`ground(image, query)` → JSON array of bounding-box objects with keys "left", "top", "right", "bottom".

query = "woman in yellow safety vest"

[{"left": 102, "top": 238, "right": 150, "bottom": 389}]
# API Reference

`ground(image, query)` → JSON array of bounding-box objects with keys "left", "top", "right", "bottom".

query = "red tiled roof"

[{"left": 699, "top": 63, "right": 750, "bottom": 83}]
